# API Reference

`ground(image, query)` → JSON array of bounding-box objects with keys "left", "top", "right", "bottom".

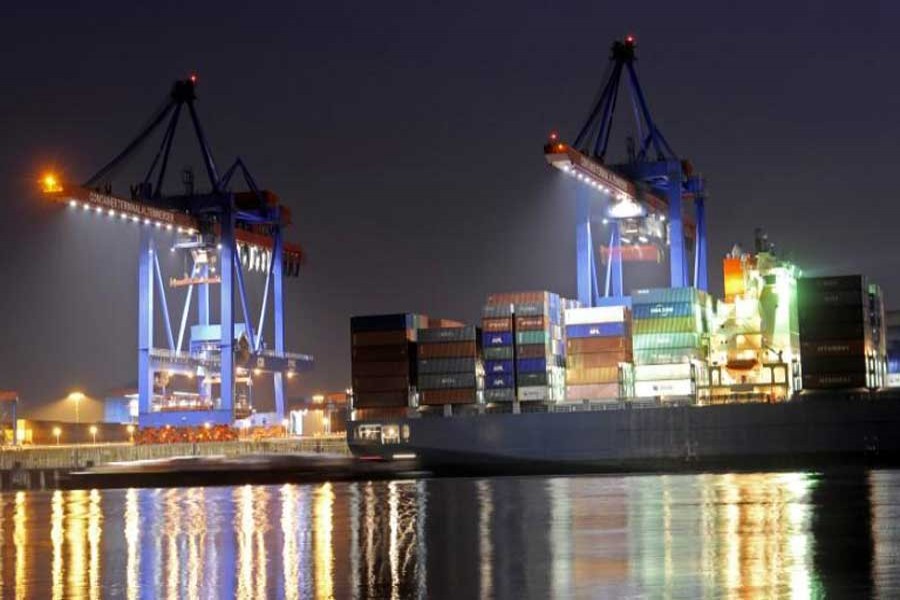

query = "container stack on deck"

[
  {"left": 886, "top": 311, "right": 900, "bottom": 388},
  {"left": 482, "top": 291, "right": 571, "bottom": 403},
  {"left": 350, "top": 313, "right": 428, "bottom": 418},
  {"left": 416, "top": 324, "right": 484, "bottom": 408},
  {"left": 631, "top": 288, "right": 709, "bottom": 400},
  {"left": 798, "top": 276, "right": 886, "bottom": 390},
  {"left": 564, "top": 305, "right": 634, "bottom": 401}
]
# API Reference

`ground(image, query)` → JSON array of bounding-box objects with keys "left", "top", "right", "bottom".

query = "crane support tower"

[
  {"left": 41, "top": 77, "right": 313, "bottom": 428},
  {"left": 544, "top": 36, "right": 708, "bottom": 306}
]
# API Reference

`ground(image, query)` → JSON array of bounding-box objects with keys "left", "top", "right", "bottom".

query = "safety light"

[
  {"left": 41, "top": 173, "right": 63, "bottom": 193},
  {"left": 607, "top": 199, "right": 645, "bottom": 219}
]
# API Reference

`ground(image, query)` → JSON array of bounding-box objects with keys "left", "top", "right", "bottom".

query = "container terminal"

[{"left": 11, "top": 36, "right": 900, "bottom": 482}]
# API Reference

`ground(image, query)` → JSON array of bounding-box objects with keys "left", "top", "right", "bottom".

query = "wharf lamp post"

[
  {"left": 68, "top": 391, "right": 85, "bottom": 424},
  {"left": 53, "top": 427, "right": 61, "bottom": 446},
  {"left": 89, "top": 425, "right": 98, "bottom": 445},
  {"left": 126, "top": 424, "right": 135, "bottom": 443}
]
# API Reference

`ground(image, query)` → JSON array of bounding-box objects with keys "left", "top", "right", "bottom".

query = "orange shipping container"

[
  {"left": 482, "top": 318, "right": 513, "bottom": 332},
  {"left": 353, "top": 407, "right": 407, "bottom": 421},
  {"left": 567, "top": 366, "right": 620, "bottom": 385},
  {"left": 420, "top": 389, "right": 478, "bottom": 405},
  {"left": 567, "top": 337, "right": 630, "bottom": 354},
  {"left": 516, "top": 316, "right": 547, "bottom": 331},
  {"left": 567, "top": 350, "right": 631, "bottom": 370}
]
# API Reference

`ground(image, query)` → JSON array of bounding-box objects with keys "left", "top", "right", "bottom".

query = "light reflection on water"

[{"left": 0, "top": 470, "right": 897, "bottom": 598}]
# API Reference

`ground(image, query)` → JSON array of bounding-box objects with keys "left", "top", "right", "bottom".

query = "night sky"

[{"left": 1, "top": 1, "right": 898, "bottom": 417}]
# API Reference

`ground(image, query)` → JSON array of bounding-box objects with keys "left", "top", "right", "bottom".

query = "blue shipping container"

[
  {"left": 486, "top": 374, "right": 515, "bottom": 389},
  {"left": 565, "top": 323, "right": 627, "bottom": 339},
  {"left": 483, "top": 332, "right": 513, "bottom": 347},
  {"left": 517, "top": 358, "right": 548, "bottom": 373},
  {"left": 485, "top": 360, "right": 514, "bottom": 374}
]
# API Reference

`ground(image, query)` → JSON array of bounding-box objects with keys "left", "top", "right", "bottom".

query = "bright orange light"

[{"left": 41, "top": 172, "right": 63, "bottom": 193}]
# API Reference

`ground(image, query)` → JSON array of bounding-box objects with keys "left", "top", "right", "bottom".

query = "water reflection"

[{"left": 0, "top": 470, "right": 896, "bottom": 597}]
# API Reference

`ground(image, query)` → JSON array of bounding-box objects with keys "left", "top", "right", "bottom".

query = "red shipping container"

[
  {"left": 420, "top": 389, "right": 478, "bottom": 405},
  {"left": 482, "top": 318, "right": 513, "bottom": 332},
  {"left": 354, "top": 391, "right": 409, "bottom": 408},
  {"left": 417, "top": 341, "right": 477, "bottom": 359}
]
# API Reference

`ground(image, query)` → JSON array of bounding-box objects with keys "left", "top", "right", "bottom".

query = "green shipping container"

[
  {"left": 632, "top": 316, "right": 703, "bottom": 335},
  {"left": 632, "top": 332, "right": 703, "bottom": 351},
  {"left": 633, "top": 347, "right": 706, "bottom": 365}
]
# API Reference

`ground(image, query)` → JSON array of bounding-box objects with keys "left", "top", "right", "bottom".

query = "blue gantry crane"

[
  {"left": 41, "top": 77, "right": 312, "bottom": 428},
  {"left": 544, "top": 35, "right": 707, "bottom": 306}
]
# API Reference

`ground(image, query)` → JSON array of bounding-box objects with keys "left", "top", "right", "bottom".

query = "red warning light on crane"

[
  {"left": 625, "top": 35, "right": 635, "bottom": 44},
  {"left": 189, "top": 73, "right": 198, "bottom": 83}
]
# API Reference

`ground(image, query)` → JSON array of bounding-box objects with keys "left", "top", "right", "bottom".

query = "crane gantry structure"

[
  {"left": 544, "top": 35, "right": 708, "bottom": 306},
  {"left": 41, "top": 76, "right": 312, "bottom": 428}
]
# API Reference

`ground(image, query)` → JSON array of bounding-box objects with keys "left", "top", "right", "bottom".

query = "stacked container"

[
  {"left": 886, "top": 310, "right": 900, "bottom": 388},
  {"left": 564, "top": 305, "right": 634, "bottom": 401},
  {"left": 416, "top": 325, "right": 484, "bottom": 406},
  {"left": 482, "top": 291, "right": 569, "bottom": 403},
  {"left": 798, "top": 276, "right": 886, "bottom": 390},
  {"left": 631, "top": 288, "right": 709, "bottom": 400},
  {"left": 350, "top": 313, "right": 428, "bottom": 414}
]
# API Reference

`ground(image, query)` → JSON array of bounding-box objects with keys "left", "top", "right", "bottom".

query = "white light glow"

[
  {"left": 68, "top": 200, "right": 77, "bottom": 208},
  {"left": 607, "top": 199, "right": 645, "bottom": 219},
  {"left": 108, "top": 209, "right": 116, "bottom": 217}
]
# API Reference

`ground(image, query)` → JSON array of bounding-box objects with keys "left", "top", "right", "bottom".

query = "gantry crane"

[
  {"left": 544, "top": 36, "right": 707, "bottom": 306},
  {"left": 41, "top": 76, "right": 312, "bottom": 428}
]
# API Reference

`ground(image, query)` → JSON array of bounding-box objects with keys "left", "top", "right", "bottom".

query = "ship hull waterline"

[{"left": 347, "top": 395, "right": 900, "bottom": 475}]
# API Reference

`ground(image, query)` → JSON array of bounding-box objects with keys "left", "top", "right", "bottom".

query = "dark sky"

[{"left": 1, "top": 1, "right": 898, "bottom": 415}]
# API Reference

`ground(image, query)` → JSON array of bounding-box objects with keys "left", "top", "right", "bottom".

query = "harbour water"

[{"left": 1, "top": 469, "right": 898, "bottom": 598}]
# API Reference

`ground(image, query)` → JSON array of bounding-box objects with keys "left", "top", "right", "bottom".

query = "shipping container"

[
  {"left": 633, "top": 316, "right": 702, "bottom": 336},
  {"left": 518, "top": 372, "right": 550, "bottom": 386},
  {"left": 632, "top": 302, "right": 698, "bottom": 320},
  {"left": 632, "top": 287, "right": 705, "bottom": 305},
  {"left": 482, "top": 304, "right": 514, "bottom": 318},
  {"left": 516, "top": 330, "right": 552, "bottom": 345},
  {"left": 517, "top": 358, "right": 549, "bottom": 373},
  {"left": 352, "top": 376, "right": 412, "bottom": 393},
  {"left": 352, "top": 407, "right": 408, "bottom": 421},
  {"left": 632, "top": 333, "right": 702, "bottom": 351},
  {"left": 518, "top": 386, "right": 551, "bottom": 401},
  {"left": 566, "top": 351, "right": 630, "bottom": 370},
  {"left": 800, "top": 340, "right": 868, "bottom": 358},
  {"left": 418, "top": 373, "right": 478, "bottom": 390},
  {"left": 352, "top": 344, "right": 412, "bottom": 362},
  {"left": 484, "top": 359, "right": 514, "bottom": 374},
  {"left": 634, "top": 379, "right": 694, "bottom": 397},
  {"left": 417, "top": 358, "right": 479, "bottom": 374},
  {"left": 487, "top": 291, "right": 552, "bottom": 305},
  {"left": 798, "top": 275, "right": 867, "bottom": 293},
  {"left": 353, "top": 391, "right": 409, "bottom": 408},
  {"left": 482, "top": 317, "right": 513, "bottom": 332},
  {"left": 349, "top": 361, "right": 411, "bottom": 377},
  {"left": 485, "top": 388, "right": 516, "bottom": 402},
  {"left": 485, "top": 374, "right": 516, "bottom": 389},
  {"left": 417, "top": 341, "right": 477, "bottom": 359},
  {"left": 565, "top": 322, "right": 628, "bottom": 339},
  {"left": 515, "top": 316, "right": 547, "bottom": 330},
  {"left": 566, "top": 366, "right": 620, "bottom": 385},
  {"left": 483, "top": 332, "right": 514, "bottom": 347},
  {"left": 351, "top": 314, "right": 428, "bottom": 333},
  {"left": 351, "top": 330, "right": 413, "bottom": 347},
  {"left": 564, "top": 306, "right": 628, "bottom": 325},
  {"left": 566, "top": 337, "right": 630, "bottom": 354},
  {"left": 798, "top": 320, "right": 867, "bottom": 341},
  {"left": 634, "top": 363, "right": 695, "bottom": 382},
  {"left": 516, "top": 343, "right": 553, "bottom": 358},
  {"left": 797, "top": 289, "right": 867, "bottom": 310},
  {"left": 801, "top": 355, "right": 869, "bottom": 374},
  {"left": 417, "top": 326, "right": 478, "bottom": 343},
  {"left": 633, "top": 348, "right": 706, "bottom": 365},
  {"left": 420, "top": 389, "right": 479, "bottom": 406},
  {"left": 483, "top": 347, "right": 514, "bottom": 360},
  {"left": 802, "top": 373, "right": 869, "bottom": 389},
  {"left": 565, "top": 383, "right": 620, "bottom": 401}
]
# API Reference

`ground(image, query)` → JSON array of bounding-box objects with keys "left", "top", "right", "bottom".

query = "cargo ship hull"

[{"left": 347, "top": 395, "right": 900, "bottom": 473}]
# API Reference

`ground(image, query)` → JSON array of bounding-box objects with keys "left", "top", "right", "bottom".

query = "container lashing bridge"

[
  {"left": 544, "top": 35, "right": 708, "bottom": 306},
  {"left": 41, "top": 76, "right": 313, "bottom": 428}
]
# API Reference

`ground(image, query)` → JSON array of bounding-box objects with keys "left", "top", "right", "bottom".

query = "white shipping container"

[
  {"left": 634, "top": 363, "right": 694, "bottom": 382},
  {"left": 888, "top": 373, "right": 900, "bottom": 388},
  {"left": 564, "top": 306, "right": 627, "bottom": 325},
  {"left": 634, "top": 379, "right": 694, "bottom": 397},
  {"left": 518, "top": 386, "right": 551, "bottom": 401}
]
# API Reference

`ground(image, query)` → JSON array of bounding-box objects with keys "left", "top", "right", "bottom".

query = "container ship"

[{"left": 346, "top": 236, "right": 900, "bottom": 473}]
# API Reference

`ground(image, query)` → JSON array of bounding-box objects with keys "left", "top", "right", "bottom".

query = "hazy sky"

[{"left": 1, "top": 1, "right": 898, "bottom": 415}]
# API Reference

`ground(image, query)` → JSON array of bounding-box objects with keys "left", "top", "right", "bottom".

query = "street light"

[
  {"left": 67, "top": 392, "right": 86, "bottom": 424},
  {"left": 53, "top": 427, "right": 61, "bottom": 446},
  {"left": 89, "top": 425, "right": 98, "bottom": 445},
  {"left": 126, "top": 424, "right": 135, "bottom": 444}
]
